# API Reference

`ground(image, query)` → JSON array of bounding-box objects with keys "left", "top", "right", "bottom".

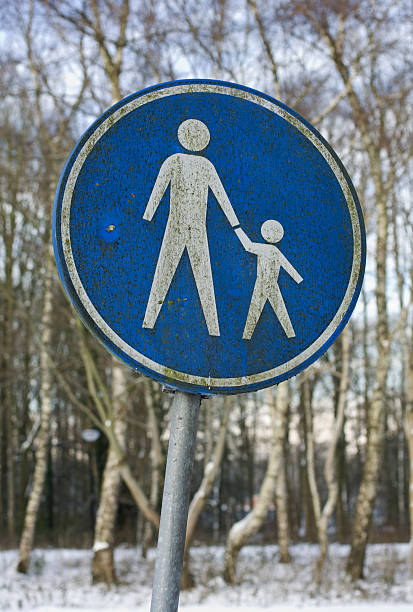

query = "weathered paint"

[{"left": 53, "top": 79, "right": 366, "bottom": 395}]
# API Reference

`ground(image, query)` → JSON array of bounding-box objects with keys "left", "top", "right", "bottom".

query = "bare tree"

[
  {"left": 276, "top": 0, "right": 410, "bottom": 580},
  {"left": 316, "top": 327, "right": 350, "bottom": 584},
  {"left": 406, "top": 314, "right": 413, "bottom": 575},
  {"left": 182, "top": 396, "right": 231, "bottom": 588},
  {"left": 223, "top": 382, "right": 289, "bottom": 584},
  {"left": 16, "top": 0, "right": 87, "bottom": 571},
  {"left": 91, "top": 363, "right": 128, "bottom": 584},
  {"left": 141, "top": 380, "right": 164, "bottom": 558}
]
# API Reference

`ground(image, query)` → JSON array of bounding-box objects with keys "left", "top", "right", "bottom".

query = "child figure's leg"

[
  {"left": 243, "top": 281, "right": 267, "bottom": 339},
  {"left": 269, "top": 286, "right": 295, "bottom": 338}
]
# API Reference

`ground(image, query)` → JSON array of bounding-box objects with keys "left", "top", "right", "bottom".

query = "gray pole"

[{"left": 150, "top": 390, "right": 201, "bottom": 612}]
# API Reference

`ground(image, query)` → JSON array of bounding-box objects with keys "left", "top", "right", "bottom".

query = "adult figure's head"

[
  {"left": 178, "top": 119, "right": 210, "bottom": 151},
  {"left": 261, "top": 220, "right": 284, "bottom": 243}
]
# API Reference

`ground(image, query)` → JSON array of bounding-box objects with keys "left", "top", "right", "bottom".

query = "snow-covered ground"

[{"left": 1, "top": 543, "right": 413, "bottom": 611}]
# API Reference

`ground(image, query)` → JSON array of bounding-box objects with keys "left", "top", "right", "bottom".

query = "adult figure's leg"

[
  {"left": 186, "top": 234, "right": 220, "bottom": 336},
  {"left": 143, "top": 224, "right": 186, "bottom": 329},
  {"left": 269, "top": 287, "right": 295, "bottom": 338},
  {"left": 242, "top": 281, "right": 267, "bottom": 340}
]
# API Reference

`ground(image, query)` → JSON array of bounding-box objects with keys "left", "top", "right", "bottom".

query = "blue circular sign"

[{"left": 53, "top": 79, "right": 365, "bottom": 395}]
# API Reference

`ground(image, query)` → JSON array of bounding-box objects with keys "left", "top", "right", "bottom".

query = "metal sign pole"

[{"left": 150, "top": 390, "right": 201, "bottom": 612}]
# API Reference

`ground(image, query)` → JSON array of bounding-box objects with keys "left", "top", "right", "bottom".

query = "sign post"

[
  {"left": 53, "top": 79, "right": 366, "bottom": 611},
  {"left": 150, "top": 391, "right": 200, "bottom": 612}
]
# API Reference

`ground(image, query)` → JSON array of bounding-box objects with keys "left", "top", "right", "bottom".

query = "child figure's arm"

[
  {"left": 279, "top": 251, "right": 303, "bottom": 284},
  {"left": 235, "top": 228, "right": 260, "bottom": 254}
]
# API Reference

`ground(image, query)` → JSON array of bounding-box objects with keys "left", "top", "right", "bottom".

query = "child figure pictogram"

[{"left": 235, "top": 220, "right": 303, "bottom": 340}]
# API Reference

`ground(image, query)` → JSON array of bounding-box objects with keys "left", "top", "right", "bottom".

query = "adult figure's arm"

[
  {"left": 143, "top": 159, "right": 172, "bottom": 221},
  {"left": 209, "top": 166, "right": 239, "bottom": 227},
  {"left": 278, "top": 250, "right": 303, "bottom": 284}
]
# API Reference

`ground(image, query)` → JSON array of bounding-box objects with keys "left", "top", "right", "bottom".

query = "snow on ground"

[{"left": 1, "top": 543, "right": 413, "bottom": 611}]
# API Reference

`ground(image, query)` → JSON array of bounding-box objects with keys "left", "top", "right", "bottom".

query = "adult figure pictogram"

[
  {"left": 142, "top": 119, "right": 239, "bottom": 336},
  {"left": 235, "top": 221, "right": 303, "bottom": 340}
]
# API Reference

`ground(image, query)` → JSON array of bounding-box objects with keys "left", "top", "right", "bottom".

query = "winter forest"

[{"left": 1, "top": 1, "right": 413, "bottom": 610}]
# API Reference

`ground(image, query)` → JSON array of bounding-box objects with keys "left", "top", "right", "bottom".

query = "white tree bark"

[
  {"left": 316, "top": 326, "right": 350, "bottom": 583},
  {"left": 16, "top": 1, "right": 90, "bottom": 571},
  {"left": 346, "top": 179, "right": 389, "bottom": 578},
  {"left": 86, "top": 1, "right": 132, "bottom": 583},
  {"left": 289, "top": 6, "right": 392, "bottom": 580},
  {"left": 17, "top": 250, "right": 53, "bottom": 573},
  {"left": 328, "top": 36, "right": 390, "bottom": 584},
  {"left": 181, "top": 397, "right": 231, "bottom": 588},
  {"left": 223, "top": 382, "right": 289, "bottom": 584},
  {"left": 91, "top": 360, "right": 127, "bottom": 585},
  {"left": 142, "top": 380, "right": 163, "bottom": 557},
  {"left": 59, "top": 332, "right": 161, "bottom": 531},
  {"left": 303, "top": 330, "right": 350, "bottom": 584},
  {"left": 303, "top": 375, "right": 321, "bottom": 539},
  {"left": 186, "top": 397, "right": 231, "bottom": 549}
]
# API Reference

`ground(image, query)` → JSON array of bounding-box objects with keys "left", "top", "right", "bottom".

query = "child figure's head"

[{"left": 261, "top": 220, "right": 284, "bottom": 243}]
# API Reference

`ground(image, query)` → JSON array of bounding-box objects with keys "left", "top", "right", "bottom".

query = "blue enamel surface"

[{"left": 53, "top": 79, "right": 365, "bottom": 394}]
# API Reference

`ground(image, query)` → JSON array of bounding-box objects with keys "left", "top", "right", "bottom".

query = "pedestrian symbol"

[
  {"left": 53, "top": 79, "right": 365, "bottom": 395},
  {"left": 142, "top": 120, "right": 304, "bottom": 342},
  {"left": 235, "top": 222, "right": 303, "bottom": 340},
  {"left": 142, "top": 119, "right": 239, "bottom": 337}
]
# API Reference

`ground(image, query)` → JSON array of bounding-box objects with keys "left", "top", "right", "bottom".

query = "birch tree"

[
  {"left": 43, "top": 0, "right": 140, "bottom": 583},
  {"left": 0, "top": 87, "right": 35, "bottom": 543},
  {"left": 394, "top": 162, "right": 413, "bottom": 575},
  {"left": 303, "top": 328, "right": 351, "bottom": 584},
  {"left": 16, "top": 0, "right": 87, "bottom": 571},
  {"left": 71, "top": 326, "right": 160, "bottom": 581},
  {"left": 181, "top": 397, "right": 231, "bottom": 588},
  {"left": 278, "top": 0, "right": 410, "bottom": 580},
  {"left": 87, "top": 0, "right": 133, "bottom": 580},
  {"left": 223, "top": 382, "right": 289, "bottom": 585},
  {"left": 141, "top": 380, "right": 164, "bottom": 558}
]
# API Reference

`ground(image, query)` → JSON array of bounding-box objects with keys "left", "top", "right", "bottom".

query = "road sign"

[{"left": 53, "top": 79, "right": 366, "bottom": 395}]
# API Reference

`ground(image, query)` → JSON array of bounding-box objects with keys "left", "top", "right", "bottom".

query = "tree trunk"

[
  {"left": 303, "top": 375, "right": 322, "bottom": 544},
  {"left": 6, "top": 393, "right": 15, "bottom": 543},
  {"left": 68, "top": 328, "right": 161, "bottom": 534},
  {"left": 405, "top": 307, "right": 413, "bottom": 576},
  {"left": 223, "top": 382, "right": 288, "bottom": 584},
  {"left": 88, "top": 3, "right": 131, "bottom": 583},
  {"left": 299, "top": 377, "right": 318, "bottom": 542},
  {"left": 17, "top": 250, "right": 53, "bottom": 573},
  {"left": 142, "top": 381, "right": 163, "bottom": 558},
  {"left": 406, "top": 409, "right": 413, "bottom": 577},
  {"left": 316, "top": 326, "right": 350, "bottom": 583},
  {"left": 274, "top": 383, "right": 291, "bottom": 563},
  {"left": 294, "top": 9, "right": 391, "bottom": 581},
  {"left": 335, "top": 429, "right": 348, "bottom": 544},
  {"left": 346, "top": 379, "right": 386, "bottom": 579},
  {"left": 346, "top": 182, "right": 388, "bottom": 579},
  {"left": 181, "top": 397, "right": 231, "bottom": 589},
  {"left": 91, "top": 361, "right": 128, "bottom": 585}
]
